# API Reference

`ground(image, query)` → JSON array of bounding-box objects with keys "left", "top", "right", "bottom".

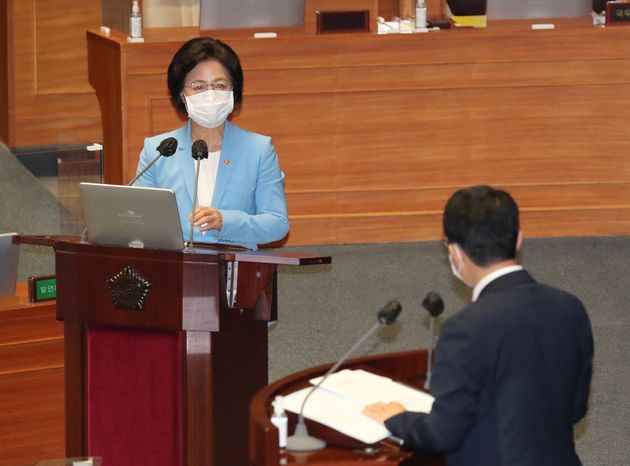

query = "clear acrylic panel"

[{"left": 1, "top": 142, "right": 103, "bottom": 280}]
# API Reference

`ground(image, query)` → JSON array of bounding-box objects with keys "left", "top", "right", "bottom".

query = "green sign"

[{"left": 35, "top": 277, "right": 57, "bottom": 301}]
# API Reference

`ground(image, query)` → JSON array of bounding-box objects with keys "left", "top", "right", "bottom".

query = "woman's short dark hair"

[
  {"left": 443, "top": 185, "right": 520, "bottom": 267},
  {"left": 167, "top": 37, "right": 244, "bottom": 116}
]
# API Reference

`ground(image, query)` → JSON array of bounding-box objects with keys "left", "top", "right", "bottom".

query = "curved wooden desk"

[{"left": 250, "top": 349, "right": 445, "bottom": 466}]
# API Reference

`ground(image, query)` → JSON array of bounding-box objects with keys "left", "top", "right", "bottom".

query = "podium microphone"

[
  {"left": 286, "top": 300, "right": 402, "bottom": 452},
  {"left": 186, "top": 139, "right": 208, "bottom": 249},
  {"left": 422, "top": 291, "right": 444, "bottom": 390},
  {"left": 127, "top": 137, "right": 178, "bottom": 186}
]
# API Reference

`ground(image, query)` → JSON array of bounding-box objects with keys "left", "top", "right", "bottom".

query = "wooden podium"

[
  {"left": 19, "top": 236, "right": 330, "bottom": 466},
  {"left": 249, "top": 350, "right": 445, "bottom": 466}
]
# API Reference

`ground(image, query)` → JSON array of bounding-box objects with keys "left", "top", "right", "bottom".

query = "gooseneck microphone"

[
  {"left": 285, "top": 300, "right": 403, "bottom": 452},
  {"left": 422, "top": 291, "right": 444, "bottom": 390},
  {"left": 187, "top": 139, "right": 209, "bottom": 248},
  {"left": 127, "top": 137, "right": 178, "bottom": 186}
]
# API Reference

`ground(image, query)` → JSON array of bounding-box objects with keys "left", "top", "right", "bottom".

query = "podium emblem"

[{"left": 107, "top": 266, "right": 152, "bottom": 310}]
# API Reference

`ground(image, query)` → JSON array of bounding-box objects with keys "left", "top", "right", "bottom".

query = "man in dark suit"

[{"left": 363, "top": 185, "right": 593, "bottom": 466}]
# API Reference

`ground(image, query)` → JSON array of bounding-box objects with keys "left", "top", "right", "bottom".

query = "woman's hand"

[
  {"left": 189, "top": 206, "right": 223, "bottom": 232},
  {"left": 362, "top": 402, "right": 406, "bottom": 425}
]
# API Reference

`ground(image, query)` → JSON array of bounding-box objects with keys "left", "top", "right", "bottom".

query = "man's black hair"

[{"left": 443, "top": 185, "right": 519, "bottom": 267}]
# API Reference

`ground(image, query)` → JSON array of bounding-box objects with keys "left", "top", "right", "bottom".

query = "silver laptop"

[
  {"left": 0, "top": 232, "right": 19, "bottom": 296},
  {"left": 488, "top": 0, "right": 592, "bottom": 20},
  {"left": 80, "top": 183, "right": 184, "bottom": 250}
]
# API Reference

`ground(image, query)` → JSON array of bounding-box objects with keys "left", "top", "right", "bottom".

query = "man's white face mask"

[
  {"left": 448, "top": 244, "right": 466, "bottom": 284},
  {"left": 184, "top": 89, "right": 234, "bottom": 129}
]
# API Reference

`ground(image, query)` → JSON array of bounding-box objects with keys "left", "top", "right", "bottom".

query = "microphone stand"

[
  {"left": 187, "top": 140, "right": 208, "bottom": 249},
  {"left": 128, "top": 155, "right": 161, "bottom": 186},
  {"left": 286, "top": 301, "right": 402, "bottom": 452},
  {"left": 421, "top": 292, "right": 444, "bottom": 391},
  {"left": 425, "top": 317, "right": 436, "bottom": 390},
  {"left": 128, "top": 137, "right": 178, "bottom": 186}
]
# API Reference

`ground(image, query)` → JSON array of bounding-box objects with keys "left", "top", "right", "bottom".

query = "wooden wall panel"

[
  {"left": 0, "top": 340, "right": 64, "bottom": 374},
  {"left": 0, "top": 369, "right": 65, "bottom": 466},
  {"left": 236, "top": 85, "right": 630, "bottom": 190},
  {"left": 0, "top": 284, "right": 65, "bottom": 466},
  {"left": 0, "top": 0, "right": 11, "bottom": 144},
  {"left": 284, "top": 183, "right": 630, "bottom": 244},
  {"left": 285, "top": 206, "right": 630, "bottom": 245},
  {"left": 7, "top": 0, "right": 102, "bottom": 146},
  {"left": 122, "top": 77, "right": 630, "bottom": 189},
  {"left": 286, "top": 183, "right": 630, "bottom": 216},
  {"left": 89, "top": 21, "right": 630, "bottom": 246},
  {"left": 0, "top": 308, "right": 64, "bottom": 345},
  {"left": 243, "top": 60, "right": 630, "bottom": 94},
  {"left": 34, "top": 1, "right": 99, "bottom": 94}
]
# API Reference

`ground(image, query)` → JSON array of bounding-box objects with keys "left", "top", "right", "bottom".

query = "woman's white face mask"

[{"left": 184, "top": 89, "right": 234, "bottom": 129}]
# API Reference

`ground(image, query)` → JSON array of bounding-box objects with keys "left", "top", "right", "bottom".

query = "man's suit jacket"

[
  {"left": 385, "top": 270, "right": 593, "bottom": 466},
  {"left": 135, "top": 120, "right": 289, "bottom": 249}
]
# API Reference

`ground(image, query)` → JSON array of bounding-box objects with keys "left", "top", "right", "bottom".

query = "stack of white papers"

[{"left": 283, "top": 369, "right": 434, "bottom": 444}]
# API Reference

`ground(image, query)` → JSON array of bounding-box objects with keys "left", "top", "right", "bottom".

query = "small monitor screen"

[
  {"left": 200, "top": 0, "right": 304, "bottom": 30},
  {"left": 317, "top": 11, "right": 370, "bottom": 33},
  {"left": 447, "top": 0, "right": 593, "bottom": 19},
  {"left": 487, "top": 0, "right": 593, "bottom": 20}
]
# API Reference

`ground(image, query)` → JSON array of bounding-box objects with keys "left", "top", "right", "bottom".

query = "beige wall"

[{"left": 144, "top": 0, "right": 200, "bottom": 27}]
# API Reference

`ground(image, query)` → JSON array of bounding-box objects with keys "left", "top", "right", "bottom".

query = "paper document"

[{"left": 283, "top": 369, "right": 434, "bottom": 444}]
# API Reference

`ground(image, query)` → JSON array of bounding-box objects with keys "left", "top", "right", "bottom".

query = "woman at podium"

[{"left": 134, "top": 37, "right": 289, "bottom": 250}]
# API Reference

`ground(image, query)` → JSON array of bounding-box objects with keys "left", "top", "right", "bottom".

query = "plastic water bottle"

[
  {"left": 129, "top": 0, "right": 143, "bottom": 39},
  {"left": 415, "top": 0, "right": 427, "bottom": 29}
]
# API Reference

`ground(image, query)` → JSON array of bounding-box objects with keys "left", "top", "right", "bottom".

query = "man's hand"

[{"left": 362, "top": 402, "right": 406, "bottom": 425}]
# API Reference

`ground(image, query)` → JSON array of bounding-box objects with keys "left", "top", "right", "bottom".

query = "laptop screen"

[{"left": 80, "top": 183, "right": 184, "bottom": 251}]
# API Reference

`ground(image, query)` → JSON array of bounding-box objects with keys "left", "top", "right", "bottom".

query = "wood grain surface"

[
  {"left": 88, "top": 20, "right": 630, "bottom": 244},
  {"left": 0, "top": 284, "right": 64, "bottom": 466},
  {"left": 4, "top": 4, "right": 630, "bottom": 246}
]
